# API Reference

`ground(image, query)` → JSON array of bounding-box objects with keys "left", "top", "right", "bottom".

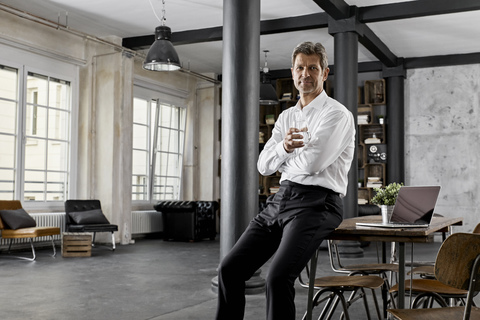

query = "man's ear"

[{"left": 323, "top": 68, "right": 330, "bottom": 81}]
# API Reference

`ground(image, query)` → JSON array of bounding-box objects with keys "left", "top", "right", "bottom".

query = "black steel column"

[
  {"left": 329, "top": 22, "right": 363, "bottom": 258},
  {"left": 211, "top": 0, "right": 264, "bottom": 294},
  {"left": 333, "top": 31, "right": 358, "bottom": 221},
  {"left": 383, "top": 64, "right": 406, "bottom": 184}
]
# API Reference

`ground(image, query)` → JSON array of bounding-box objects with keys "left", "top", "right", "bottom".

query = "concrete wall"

[{"left": 405, "top": 65, "right": 480, "bottom": 232}]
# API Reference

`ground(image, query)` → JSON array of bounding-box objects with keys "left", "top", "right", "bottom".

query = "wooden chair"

[
  {"left": 390, "top": 223, "right": 480, "bottom": 308},
  {"left": 328, "top": 239, "right": 398, "bottom": 304},
  {"left": 407, "top": 223, "right": 480, "bottom": 280},
  {"left": 0, "top": 200, "right": 60, "bottom": 261},
  {"left": 300, "top": 248, "right": 385, "bottom": 320},
  {"left": 387, "top": 232, "right": 480, "bottom": 320}
]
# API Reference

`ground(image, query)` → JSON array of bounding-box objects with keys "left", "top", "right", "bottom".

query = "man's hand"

[{"left": 283, "top": 127, "right": 305, "bottom": 153}]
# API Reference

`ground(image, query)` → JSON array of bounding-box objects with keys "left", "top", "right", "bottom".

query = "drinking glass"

[{"left": 293, "top": 118, "right": 310, "bottom": 145}]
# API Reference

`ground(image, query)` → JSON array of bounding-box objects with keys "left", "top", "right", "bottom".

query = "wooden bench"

[{"left": 0, "top": 200, "right": 60, "bottom": 261}]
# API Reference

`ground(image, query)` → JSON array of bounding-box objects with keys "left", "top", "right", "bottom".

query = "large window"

[
  {"left": 0, "top": 64, "right": 72, "bottom": 202},
  {"left": 132, "top": 93, "right": 186, "bottom": 201}
]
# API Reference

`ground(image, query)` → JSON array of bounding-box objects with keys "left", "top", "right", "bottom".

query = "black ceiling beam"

[
  {"left": 405, "top": 52, "right": 480, "bottom": 69},
  {"left": 311, "top": 0, "right": 350, "bottom": 19},
  {"left": 356, "top": 23, "right": 398, "bottom": 67},
  {"left": 359, "top": 0, "right": 480, "bottom": 23},
  {"left": 321, "top": 1, "right": 398, "bottom": 67},
  {"left": 265, "top": 52, "right": 480, "bottom": 79},
  {"left": 122, "top": 13, "right": 329, "bottom": 50}
]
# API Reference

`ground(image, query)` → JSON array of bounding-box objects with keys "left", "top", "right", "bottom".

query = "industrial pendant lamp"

[
  {"left": 143, "top": 0, "right": 181, "bottom": 71},
  {"left": 259, "top": 50, "right": 278, "bottom": 105}
]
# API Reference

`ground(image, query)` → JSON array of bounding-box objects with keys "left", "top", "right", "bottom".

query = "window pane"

[
  {"left": 25, "top": 138, "right": 46, "bottom": 170},
  {"left": 153, "top": 176, "right": 179, "bottom": 200},
  {"left": 133, "top": 124, "right": 148, "bottom": 150},
  {"left": 0, "top": 66, "right": 18, "bottom": 100},
  {"left": 132, "top": 175, "right": 147, "bottom": 201},
  {"left": 0, "top": 134, "right": 15, "bottom": 168},
  {"left": 0, "top": 100, "right": 17, "bottom": 134},
  {"left": 24, "top": 170, "right": 45, "bottom": 201},
  {"left": 47, "top": 141, "right": 69, "bottom": 171},
  {"left": 27, "top": 73, "right": 48, "bottom": 105},
  {"left": 49, "top": 78, "right": 70, "bottom": 110},
  {"left": 0, "top": 168, "right": 15, "bottom": 200},
  {"left": 133, "top": 98, "right": 148, "bottom": 125},
  {"left": 46, "top": 171, "right": 66, "bottom": 201},
  {"left": 26, "top": 105, "right": 47, "bottom": 137},
  {"left": 48, "top": 109, "right": 69, "bottom": 140},
  {"left": 132, "top": 149, "right": 148, "bottom": 176}
]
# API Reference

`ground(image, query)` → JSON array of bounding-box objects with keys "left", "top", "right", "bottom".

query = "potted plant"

[
  {"left": 371, "top": 182, "right": 403, "bottom": 222},
  {"left": 377, "top": 115, "right": 385, "bottom": 124},
  {"left": 358, "top": 179, "right": 364, "bottom": 188}
]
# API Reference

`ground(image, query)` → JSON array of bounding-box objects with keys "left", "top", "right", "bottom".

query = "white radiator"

[
  {"left": 131, "top": 210, "right": 162, "bottom": 234},
  {"left": 0, "top": 212, "right": 65, "bottom": 248}
]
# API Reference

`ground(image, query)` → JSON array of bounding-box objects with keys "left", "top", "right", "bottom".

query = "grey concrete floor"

[{"left": 0, "top": 236, "right": 464, "bottom": 320}]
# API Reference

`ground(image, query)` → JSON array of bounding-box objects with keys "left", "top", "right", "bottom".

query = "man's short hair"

[{"left": 291, "top": 41, "right": 329, "bottom": 71}]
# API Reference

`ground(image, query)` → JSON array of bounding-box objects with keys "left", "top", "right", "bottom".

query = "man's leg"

[
  {"left": 265, "top": 192, "right": 343, "bottom": 320},
  {"left": 216, "top": 220, "right": 281, "bottom": 320}
]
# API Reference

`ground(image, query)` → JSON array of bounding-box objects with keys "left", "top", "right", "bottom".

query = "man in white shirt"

[{"left": 216, "top": 41, "right": 355, "bottom": 320}]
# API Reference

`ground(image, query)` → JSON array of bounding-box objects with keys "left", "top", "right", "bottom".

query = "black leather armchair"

[
  {"left": 154, "top": 201, "right": 218, "bottom": 241},
  {"left": 64, "top": 199, "right": 118, "bottom": 250}
]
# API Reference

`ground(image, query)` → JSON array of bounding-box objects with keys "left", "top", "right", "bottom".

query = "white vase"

[{"left": 381, "top": 205, "right": 394, "bottom": 223}]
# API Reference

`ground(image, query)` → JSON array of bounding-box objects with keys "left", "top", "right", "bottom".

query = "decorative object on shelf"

[
  {"left": 143, "top": 0, "right": 181, "bottom": 71},
  {"left": 259, "top": 50, "right": 278, "bottom": 105},
  {"left": 373, "top": 81, "right": 384, "bottom": 103},
  {"left": 364, "top": 133, "right": 381, "bottom": 144},
  {"left": 371, "top": 182, "right": 403, "bottom": 223},
  {"left": 377, "top": 115, "right": 385, "bottom": 124},
  {"left": 280, "top": 92, "right": 292, "bottom": 101},
  {"left": 366, "top": 176, "right": 382, "bottom": 188},
  {"left": 364, "top": 80, "right": 386, "bottom": 104},
  {"left": 265, "top": 114, "right": 275, "bottom": 125},
  {"left": 367, "top": 144, "right": 387, "bottom": 163},
  {"left": 358, "top": 114, "right": 370, "bottom": 124},
  {"left": 259, "top": 131, "right": 265, "bottom": 143},
  {"left": 358, "top": 179, "right": 364, "bottom": 188}
]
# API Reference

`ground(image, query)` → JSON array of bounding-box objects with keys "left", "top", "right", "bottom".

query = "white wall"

[{"left": 0, "top": 8, "right": 222, "bottom": 245}]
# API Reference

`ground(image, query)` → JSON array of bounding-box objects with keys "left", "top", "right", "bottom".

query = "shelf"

[
  {"left": 364, "top": 79, "right": 386, "bottom": 105},
  {"left": 357, "top": 79, "right": 388, "bottom": 204}
]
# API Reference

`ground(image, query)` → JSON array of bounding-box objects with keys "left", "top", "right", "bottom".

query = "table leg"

[
  {"left": 306, "top": 249, "right": 319, "bottom": 320},
  {"left": 398, "top": 242, "right": 405, "bottom": 309},
  {"left": 382, "top": 242, "right": 388, "bottom": 318}
]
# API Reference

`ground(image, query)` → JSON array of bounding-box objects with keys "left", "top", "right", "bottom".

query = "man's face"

[{"left": 291, "top": 53, "right": 329, "bottom": 96}]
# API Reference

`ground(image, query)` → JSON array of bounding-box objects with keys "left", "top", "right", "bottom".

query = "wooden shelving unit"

[{"left": 358, "top": 79, "right": 387, "bottom": 205}]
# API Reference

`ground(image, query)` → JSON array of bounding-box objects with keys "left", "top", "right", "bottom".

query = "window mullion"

[
  {"left": 150, "top": 99, "right": 160, "bottom": 201},
  {"left": 16, "top": 66, "right": 27, "bottom": 201}
]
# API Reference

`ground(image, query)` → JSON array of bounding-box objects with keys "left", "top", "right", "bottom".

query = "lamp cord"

[{"left": 148, "top": 0, "right": 165, "bottom": 25}]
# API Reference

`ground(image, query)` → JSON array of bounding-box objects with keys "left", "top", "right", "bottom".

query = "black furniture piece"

[
  {"left": 154, "top": 201, "right": 218, "bottom": 241},
  {"left": 64, "top": 199, "right": 118, "bottom": 250}
]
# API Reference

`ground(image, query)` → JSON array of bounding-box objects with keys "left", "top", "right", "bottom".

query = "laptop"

[{"left": 356, "top": 186, "right": 441, "bottom": 228}]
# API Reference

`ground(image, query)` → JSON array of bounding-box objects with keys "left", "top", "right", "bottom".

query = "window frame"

[
  {"left": 0, "top": 47, "right": 78, "bottom": 212},
  {"left": 132, "top": 77, "right": 188, "bottom": 205}
]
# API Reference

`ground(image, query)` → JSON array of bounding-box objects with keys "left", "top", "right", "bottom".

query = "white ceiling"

[{"left": 1, "top": 0, "right": 480, "bottom": 75}]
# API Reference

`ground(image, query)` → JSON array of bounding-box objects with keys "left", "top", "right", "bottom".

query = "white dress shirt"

[{"left": 257, "top": 90, "right": 355, "bottom": 197}]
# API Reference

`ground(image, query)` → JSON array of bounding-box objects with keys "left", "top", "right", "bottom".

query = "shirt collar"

[{"left": 295, "top": 90, "right": 328, "bottom": 115}]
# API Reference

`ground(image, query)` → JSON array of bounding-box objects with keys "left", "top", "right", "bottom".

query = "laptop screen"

[{"left": 390, "top": 186, "right": 441, "bottom": 224}]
